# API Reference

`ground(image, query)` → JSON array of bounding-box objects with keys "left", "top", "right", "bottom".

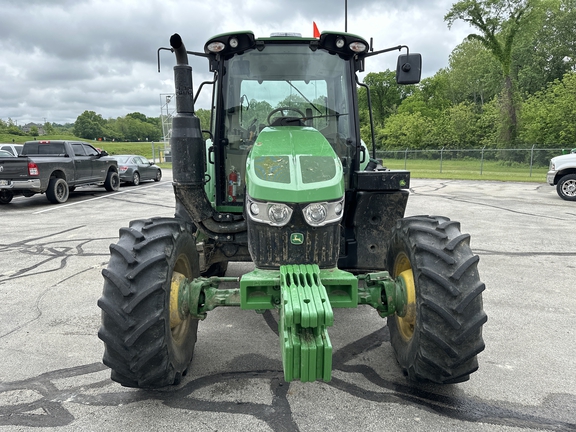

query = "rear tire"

[
  {"left": 387, "top": 215, "right": 487, "bottom": 384},
  {"left": 132, "top": 172, "right": 140, "bottom": 186},
  {"left": 104, "top": 171, "right": 120, "bottom": 191},
  {"left": 46, "top": 178, "right": 69, "bottom": 204},
  {"left": 0, "top": 190, "right": 13, "bottom": 204},
  {"left": 556, "top": 174, "right": 576, "bottom": 201},
  {"left": 98, "top": 217, "right": 199, "bottom": 388}
]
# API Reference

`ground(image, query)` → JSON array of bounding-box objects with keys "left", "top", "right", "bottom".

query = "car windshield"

[{"left": 116, "top": 156, "right": 131, "bottom": 163}]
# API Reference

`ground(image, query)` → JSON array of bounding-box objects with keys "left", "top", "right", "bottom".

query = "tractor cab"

[{"left": 204, "top": 31, "right": 371, "bottom": 211}]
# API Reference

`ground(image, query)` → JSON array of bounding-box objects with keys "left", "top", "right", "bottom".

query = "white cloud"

[{"left": 0, "top": 0, "right": 472, "bottom": 125}]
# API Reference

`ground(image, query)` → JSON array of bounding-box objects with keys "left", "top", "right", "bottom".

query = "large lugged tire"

[
  {"left": 556, "top": 174, "right": 576, "bottom": 201},
  {"left": 98, "top": 217, "right": 199, "bottom": 388},
  {"left": 387, "top": 215, "right": 487, "bottom": 384},
  {"left": 46, "top": 177, "right": 69, "bottom": 204},
  {"left": 104, "top": 170, "right": 120, "bottom": 192},
  {"left": 0, "top": 190, "right": 14, "bottom": 204}
]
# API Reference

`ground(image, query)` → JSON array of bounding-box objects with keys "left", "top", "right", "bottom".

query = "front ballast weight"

[{"left": 171, "top": 263, "right": 409, "bottom": 383}]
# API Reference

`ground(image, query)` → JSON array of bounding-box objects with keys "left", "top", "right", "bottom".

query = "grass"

[
  {"left": 382, "top": 158, "right": 548, "bottom": 183},
  {"left": 1, "top": 133, "right": 549, "bottom": 182},
  {"left": 0, "top": 133, "right": 163, "bottom": 160}
]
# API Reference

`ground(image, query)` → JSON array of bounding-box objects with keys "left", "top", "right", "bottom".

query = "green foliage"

[
  {"left": 377, "top": 111, "right": 430, "bottom": 149},
  {"left": 447, "top": 39, "right": 502, "bottom": 105},
  {"left": 71, "top": 110, "right": 162, "bottom": 142},
  {"left": 73, "top": 111, "right": 106, "bottom": 140},
  {"left": 519, "top": 72, "right": 576, "bottom": 145},
  {"left": 445, "top": 0, "right": 538, "bottom": 146}
]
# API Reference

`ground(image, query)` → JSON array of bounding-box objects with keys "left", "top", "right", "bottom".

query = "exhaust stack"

[{"left": 169, "top": 34, "right": 246, "bottom": 235}]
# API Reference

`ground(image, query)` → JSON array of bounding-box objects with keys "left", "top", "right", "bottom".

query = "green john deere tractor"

[{"left": 98, "top": 30, "right": 486, "bottom": 388}]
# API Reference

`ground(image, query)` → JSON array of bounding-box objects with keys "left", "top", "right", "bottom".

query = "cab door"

[
  {"left": 83, "top": 144, "right": 103, "bottom": 181},
  {"left": 71, "top": 143, "right": 91, "bottom": 182},
  {"left": 137, "top": 156, "right": 154, "bottom": 180}
]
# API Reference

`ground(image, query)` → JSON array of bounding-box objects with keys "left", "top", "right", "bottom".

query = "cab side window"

[
  {"left": 1, "top": 146, "right": 15, "bottom": 156},
  {"left": 72, "top": 144, "right": 86, "bottom": 156},
  {"left": 83, "top": 144, "right": 100, "bottom": 156}
]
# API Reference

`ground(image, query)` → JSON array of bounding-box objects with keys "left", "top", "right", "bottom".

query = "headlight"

[
  {"left": 247, "top": 197, "right": 293, "bottom": 227},
  {"left": 302, "top": 198, "right": 344, "bottom": 227},
  {"left": 549, "top": 161, "right": 555, "bottom": 171},
  {"left": 304, "top": 204, "right": 327, "bottom": 225},
  {"left": 268, "top": 204, "right": 291, "bottom": 226}
]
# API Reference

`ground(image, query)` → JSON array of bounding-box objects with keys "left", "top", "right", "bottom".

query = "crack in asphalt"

[{"left": 0, "top": 324, "right": 574, "bottom": 430}]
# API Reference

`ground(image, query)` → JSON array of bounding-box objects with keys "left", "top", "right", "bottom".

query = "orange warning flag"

[{"left": 313, "top": 22, "right": 320, "bottom": 38}]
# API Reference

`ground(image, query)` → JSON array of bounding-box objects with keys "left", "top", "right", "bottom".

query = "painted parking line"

[{"left": 32, "top": 182, "right": 166, "bottom": 215}]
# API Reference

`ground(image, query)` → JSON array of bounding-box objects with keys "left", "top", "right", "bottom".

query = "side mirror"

[
  {"left": 100, "top": 150, "right": 109, "bottom": 156},
  {"left": 396, "top": 53, "right": 422, "bottom": 85}
]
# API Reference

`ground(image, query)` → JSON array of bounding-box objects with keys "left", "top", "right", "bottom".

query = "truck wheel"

[
  {"left": 104, "top": 171, "right": 120, "bottom": 191},
  {"left": 387, "top": 215, "right": 487, "bottom": 384},
  {"left": 556, "top": 174, "right": 576, "bottom": 201},
  {"left": 0, "top": 190, "right": 14, "bottom": 204},
  {"left": 46, "top": 178, "right": 69, "bottom": 204},
  {"left": 132, "top": 172, "right": 140, "bottom": 186},
  {"left": 98, "top": 217, "right": 199, "bottom": 388}
]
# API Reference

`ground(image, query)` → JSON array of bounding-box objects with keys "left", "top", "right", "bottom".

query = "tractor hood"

[{"left": 245, "top": 127, "right": 344, "bottom": 203}]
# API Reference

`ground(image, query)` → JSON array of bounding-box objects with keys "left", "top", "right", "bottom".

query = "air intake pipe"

[{"left": 169, "top": 34, "right": 246, "bottom": 235}]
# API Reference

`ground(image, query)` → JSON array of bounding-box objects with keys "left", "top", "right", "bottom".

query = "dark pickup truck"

[{"left": 0, "top": 140, "right": 119, "bottom": 204}]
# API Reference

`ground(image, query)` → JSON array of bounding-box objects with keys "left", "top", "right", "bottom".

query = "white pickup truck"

[{"left": 547, "top": 149, "right": 576, "bottom": 201}]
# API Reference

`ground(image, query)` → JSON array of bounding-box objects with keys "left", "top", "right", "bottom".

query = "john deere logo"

[{"left": 290, "top": 233, "right": 304, "bottom": 245}]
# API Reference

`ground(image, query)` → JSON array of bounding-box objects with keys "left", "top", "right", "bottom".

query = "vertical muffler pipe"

[{"left": 170, "top": 34, "right": 246, "bottom": 234}]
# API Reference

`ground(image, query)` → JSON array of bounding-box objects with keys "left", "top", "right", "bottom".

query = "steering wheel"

[{"left": 267, "top": 107, "right": 305, "bottom": 126}]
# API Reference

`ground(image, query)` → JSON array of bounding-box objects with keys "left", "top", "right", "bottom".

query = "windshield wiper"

[{"left": 285, "top": 80, "right": 323, "bottom": 115}]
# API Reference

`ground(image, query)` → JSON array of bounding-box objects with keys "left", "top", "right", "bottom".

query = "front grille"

[{"left": 247, "top": 208, "right": 340, "bottom": 269}]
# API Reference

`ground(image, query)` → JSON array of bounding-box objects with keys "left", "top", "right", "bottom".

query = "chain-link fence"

[{"left": 375, "top": 147, "right": 573, "bottom": 178}]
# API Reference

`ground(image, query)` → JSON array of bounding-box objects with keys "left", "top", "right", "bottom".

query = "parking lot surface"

[{"left": 1, "top": 174, "right": 575, "bottom": 431}]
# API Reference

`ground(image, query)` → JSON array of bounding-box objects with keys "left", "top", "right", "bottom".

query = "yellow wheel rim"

[
  {"left": 393, "top": 252, "right": 416, "bottom": 341},
  {"left": 169, "top": 253, "right": 193, "bottom": 345},
  {"left": 170, "top": 272, "right": 186, "bottom": 329}
]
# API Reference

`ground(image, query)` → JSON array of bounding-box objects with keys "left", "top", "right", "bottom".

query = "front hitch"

[{"left": 172, "top": 266, "right": 409, "bottom": 383}]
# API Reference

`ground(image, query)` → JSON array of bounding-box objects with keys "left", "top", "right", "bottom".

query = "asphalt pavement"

[{"left": 1, "top": 172, "right": 575, "bottom": 431}]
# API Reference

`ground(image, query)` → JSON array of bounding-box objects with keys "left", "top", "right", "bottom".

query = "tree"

[
  {"left": 514, "top": 0, "right": 576, "bottom": 95},
  {"left": 359, "top": 70, "right": 414, "bottom": 126},
  {"left": 377, "top": 111, "right": 430, "bottom": 150},
  {"left": 445, "top": 0, "right": 537, "bottom": 146},
  {"left": 126, "top": 112, "right": 147, "bottom": 123},
  {"left": 43, "top": 121, "right": 54, "bottom": 135},
  {"left": 447, "top": 39, "right": 502, "bottom": 106},
  {"left": 74, "top": 111, "right": 106, "bottom": 140},
  {"left": 519, "top": 72, "right": 576, "bottom": 146}
]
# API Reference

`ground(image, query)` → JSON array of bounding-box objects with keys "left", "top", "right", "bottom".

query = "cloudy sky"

[{"left": 0, "top": 0, "right": 473, "bottom": 125}]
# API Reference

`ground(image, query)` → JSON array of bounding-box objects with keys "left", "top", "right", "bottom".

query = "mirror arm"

[{"left": 364, "top": 44, "right": 408, "bottom": 58}]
